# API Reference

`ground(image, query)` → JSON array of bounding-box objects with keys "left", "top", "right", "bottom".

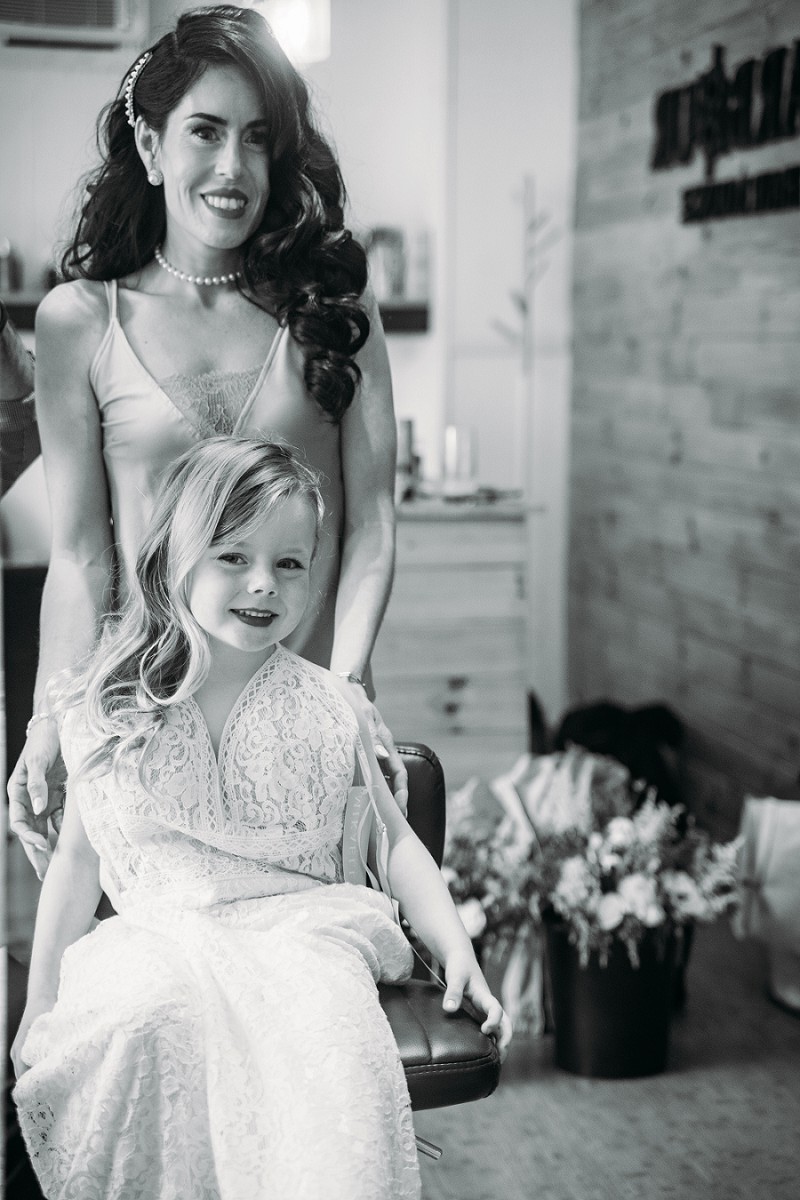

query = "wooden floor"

[{"left": 415, "top": 922, "right": 800, "bottom": 1200}]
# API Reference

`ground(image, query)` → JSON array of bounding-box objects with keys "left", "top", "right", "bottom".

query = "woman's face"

[{"left": 151, "top": 65, "right": 271, "bottom": 261}]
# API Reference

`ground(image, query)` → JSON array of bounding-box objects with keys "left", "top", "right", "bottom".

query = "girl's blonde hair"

[{"left": 58, "top": 437, "right": 324, "bottom": 778}]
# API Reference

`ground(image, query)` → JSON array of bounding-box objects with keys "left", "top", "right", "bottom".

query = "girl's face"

[
  {"left": 187, "top": 495, "right": 316, "bottom": 669},
  {"left": 148, "top": 64, "right": 271, "bottom": 264}
]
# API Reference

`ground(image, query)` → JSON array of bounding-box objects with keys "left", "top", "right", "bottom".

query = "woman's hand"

[
  {"left": 11, "top": 997, "right": 54, "bottom": 1080},
  {"left": 339, "top": 679, "right": 408, "bottom": 812},
  {"left": 8, "top": 719, "right": 66, "bottom": 880},
  {"left": 365, "top": 698, "right": 408, "bottom": 814},
  {"left": 442, "top": 949, "right": 513, "bottom": 1062}
]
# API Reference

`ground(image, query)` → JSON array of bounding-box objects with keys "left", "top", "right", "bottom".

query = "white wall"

[
  {"left": 0, "top": 45, "right": 132, "bottom": 289},
  {"left": 302, "top": 0, "right": 449, "bottom": 479},
  {"left": 447, "top": 0, "right": 576, "bottom": 484},
  {"left": 446, "top": 0, "right": 578, "bottom": 718}
]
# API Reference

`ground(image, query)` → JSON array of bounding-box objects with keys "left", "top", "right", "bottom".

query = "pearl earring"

[{"left": 147, "top": 168, "right": 163, "bottom": 186}]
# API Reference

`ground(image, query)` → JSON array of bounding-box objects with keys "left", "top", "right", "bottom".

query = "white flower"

[
  {"left": 441, "top": 866, "right": 458, "bottom": 888},
  {"left": 555, "top": 856, "right": 593, "bottom": 907},
  {"left": 597, "top": 892, "right": 626, "bottom": 930},
  {"left": 606, "top": 816, "right": 636, "bottom": 849},
  {"left": 503, "top": 838, "right": 532, "bottom": 868},
  {"left": 634, "top": 797, "right": 674, "bottom": 846},
  {"left": 643, "top": 903, "right": 665, "bottom": 927},
  {"left": 589, "top": 832, "right": 604, "bottom": 852},
  {"left": 600, "top": 851, "right": 622, "bottom": 873},
  {"left": 661, "top": 870, "right": 707, "bottom": 920},
  {"left": 458, "top": 897, "right": 488, "bottom": 940},
  {"left": 618, "top": 872, "right": 658, "bottom": 921}
]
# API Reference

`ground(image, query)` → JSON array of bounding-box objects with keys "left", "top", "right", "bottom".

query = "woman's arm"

[
  {"left": 7, "top": 283, "right": 115, "bottom": 876},
  {"left": 333, "top": 294, "right": 408, "bottom": 803},
  {"left": 333, "top": 292, "right": 396, "bottom": 679},
  {"left": 11, "top": 779, "right": 103, "bottom": 1078}
]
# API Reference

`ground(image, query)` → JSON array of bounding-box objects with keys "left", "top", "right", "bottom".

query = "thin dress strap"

[
  {"left": 102, "top": 279, "right": 119, "bottom": 324},
  {"left": 89, "top": 280, "right": 121, "bottom": 387}
]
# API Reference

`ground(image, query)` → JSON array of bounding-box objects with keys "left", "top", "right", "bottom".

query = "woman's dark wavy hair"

[{"left": 61, "top": 4, "right": 369, "bottom": 421}]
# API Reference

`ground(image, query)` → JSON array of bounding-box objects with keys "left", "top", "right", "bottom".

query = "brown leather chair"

[
  {"left": 382, "top": 743, "right": 502, "bottom": 1118},
  {"left": 5, "top": 743, "right": 501, "bottom": 1192}
]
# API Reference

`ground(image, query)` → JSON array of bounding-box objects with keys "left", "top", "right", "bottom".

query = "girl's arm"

[
  {"left": 334, "top": 294, "right": 408, "bottom": 806},
  {"left": 11, "top": 780, "right": 103, "bottom": 1078},
  {"left": 367, "top": 757, "right": 513, "bottom": 1060},
  {"left": 7, "top": 283, "right": 115, "bottom": 878}
]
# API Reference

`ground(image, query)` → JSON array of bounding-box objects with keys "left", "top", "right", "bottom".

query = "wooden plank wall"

[{"left": 569, "top": 0, "right": 800, "bottom": 837}]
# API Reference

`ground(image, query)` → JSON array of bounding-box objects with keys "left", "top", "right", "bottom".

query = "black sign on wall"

[{"left": 651, "top": 42, "right": 800, "bottom": 221}]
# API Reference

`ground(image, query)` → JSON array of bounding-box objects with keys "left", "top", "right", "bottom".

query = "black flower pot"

[{"left": 545, "top": 920, "right": 678, "bottom": 1078}]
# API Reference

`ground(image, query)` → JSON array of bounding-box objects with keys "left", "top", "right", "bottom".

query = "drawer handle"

[
  {"left": 443, "top": 701, "right": 460, "bottom": 716},
  {"left": 446, "top": 676, "right": 468, "bottom": 691}
]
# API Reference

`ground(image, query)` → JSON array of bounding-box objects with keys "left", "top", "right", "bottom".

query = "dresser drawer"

[
  {"left": 396, "top": 518, "right": 525, "bottom": 567},
  {"left": 373, "top": 617, "right": 526, "bottom": 679},
  {"left": 377, "top": 509, "right": 529, "bottom": 790},
  {"left": 373, "top": 671, "right": 527, "bottom": 739},
  {"left": 385, "top": 563, "right": 526, "bottom": 622}
]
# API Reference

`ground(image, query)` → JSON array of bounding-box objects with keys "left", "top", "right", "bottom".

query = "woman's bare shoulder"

[
  {"left": 35, "top": 279, "right": 109, "bottom": 344},
  {"left": 34, "top": 282, "right": 111, "bottom": 418}
]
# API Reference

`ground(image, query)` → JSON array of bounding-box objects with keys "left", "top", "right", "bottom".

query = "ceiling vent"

[{"left": 0, "top": 0, "right": 149, "bottom": 49}]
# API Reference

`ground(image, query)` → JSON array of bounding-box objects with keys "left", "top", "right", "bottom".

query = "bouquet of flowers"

[
  {"left": 443, "top": 747, "right": 741, "bottom": 1027},
  {"left": 535, "top": 795, "right": 740, "bottom": 966}
]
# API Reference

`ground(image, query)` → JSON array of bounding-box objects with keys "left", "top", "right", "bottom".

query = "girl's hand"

[
  {"left": 339, "top": 681, "right": 409, "bottom": 813},
  {"left": 442, "top": 950, "right": 513, "bottom": 1062},
  {"left": 11, "top": 998, "right": 53, "bottom": 1080},
  {"left": 8, "top": 720, "right": 66, "bottom": 880}
]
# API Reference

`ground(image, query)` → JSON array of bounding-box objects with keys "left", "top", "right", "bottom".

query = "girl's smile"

[{"left": 231, "top": 607, "right": 277, "bottom": 627}]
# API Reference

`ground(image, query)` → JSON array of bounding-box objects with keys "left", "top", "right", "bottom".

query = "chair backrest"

[{"left": 396, "top": 743, "right": 446, "bottom": 865}]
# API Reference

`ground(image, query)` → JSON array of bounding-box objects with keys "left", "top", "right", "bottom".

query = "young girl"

[{"left": 12, "top": 437, "right": 512, "bottom": 1200}]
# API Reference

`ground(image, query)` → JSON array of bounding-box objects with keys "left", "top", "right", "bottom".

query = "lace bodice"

[
  {"left": 60, "top": 646, "right": 362, "bottom": 913},
  {"left": 159, "top": 366, "right": 263, "bottom": 436}
]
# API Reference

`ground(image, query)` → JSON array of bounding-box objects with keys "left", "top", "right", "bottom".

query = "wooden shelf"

[{"left": 3, "top": 293, "right": 431, "bottom": 335}]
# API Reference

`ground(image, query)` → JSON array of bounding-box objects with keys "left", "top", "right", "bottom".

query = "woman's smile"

[{"left": 202, "top": 189, "right": 249, "bottom": 217}]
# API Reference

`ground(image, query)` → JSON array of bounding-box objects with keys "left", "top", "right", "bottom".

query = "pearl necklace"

[{"left": 154, "top": 245, "right": 242, "bottom": 287}]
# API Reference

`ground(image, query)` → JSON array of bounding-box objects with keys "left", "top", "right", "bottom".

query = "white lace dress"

[{"left": 14, "top": 647, "right": 420, "bottom": 1200}]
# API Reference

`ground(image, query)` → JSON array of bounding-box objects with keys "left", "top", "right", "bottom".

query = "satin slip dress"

[{"left": 90, "top": 278, "right": 345, "bottom": 667}]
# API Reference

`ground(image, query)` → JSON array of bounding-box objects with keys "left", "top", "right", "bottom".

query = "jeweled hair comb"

[{"left": 124, "top": 51, "right": 153, "bottom": 128}]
